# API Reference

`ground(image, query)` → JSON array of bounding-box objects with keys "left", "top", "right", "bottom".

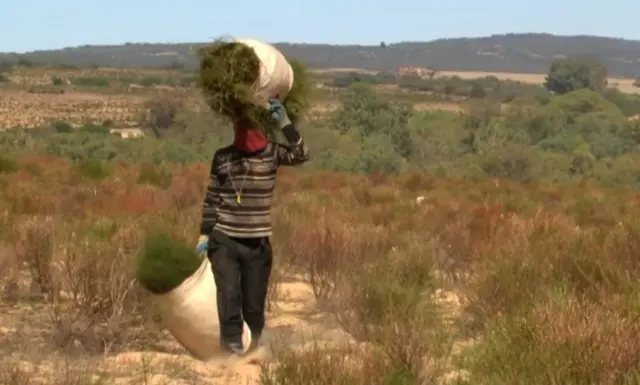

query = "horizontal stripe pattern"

[{"left": 200, "top": 136, "right": 309, "bottom": 238}]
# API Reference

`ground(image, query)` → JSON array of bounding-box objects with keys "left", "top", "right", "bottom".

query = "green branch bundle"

[
  {"left": 135, "top": 231, "right": 203, "bottom": 294},
  {"left": 197, "top": 39, "right": 310, "bottom": 134}
]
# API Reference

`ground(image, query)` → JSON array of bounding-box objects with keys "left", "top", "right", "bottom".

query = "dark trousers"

[{"left": 207, "top": 230, "right": 273, "bottom": 345}]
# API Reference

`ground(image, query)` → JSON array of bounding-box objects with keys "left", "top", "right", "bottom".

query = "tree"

[
  {"left": 144, "top": 96, "right": 182, "bottom": 138},
  {"left": 469, "top": 82, "right": 487, "bottom": 98},
  {"left": 544, "top": 58, "right": 607, "bottom": 95},
  {"left": 16, "top": 56, "right": 33, "bottom": 68}
]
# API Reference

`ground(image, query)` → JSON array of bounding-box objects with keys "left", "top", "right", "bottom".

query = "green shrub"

[
  {"left": 76, "top": 159, "right": 112, "bottom": 180},
  {"left": 53, "top": 121, "right": 73, "bottom": 133},
  {"left": 71, "top": 76, "right": 109, "bottom": 87},
  {"left": 137, "top": 76, "right": 166, "bottom": 87},
  {"left": 137, "top": 163, "right": 173, "bottom": 188},
  {"left": 0, "top": 155, "right": 18, "bottom": 174},
  {"left": 135, "top": 231, "right": 203, "bottom": 294},
  {"left": 80, "top": 123, "right": 110, "bottom": 135},
  {"left": 51, "top": 76, "right": 64, "bottom": 85}
]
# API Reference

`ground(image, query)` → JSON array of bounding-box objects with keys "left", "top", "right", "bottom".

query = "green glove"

[
  {"left": 195, "top": 235, "right": 208, "bottom": 255},
  {"left": 268, "top": 98, "right": 291, "bottom": 128}
]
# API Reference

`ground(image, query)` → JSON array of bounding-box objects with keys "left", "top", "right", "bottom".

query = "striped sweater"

[{"left": 199, "top": 124, "right": 309, "bottom": 238}]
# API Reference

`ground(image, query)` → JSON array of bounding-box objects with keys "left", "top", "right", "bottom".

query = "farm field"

[
  {"left": 437, "top": 70, "right": 639, "bottom": 94},
  {"left": 1, "top": 63, "right": 638, "bottom": 130},
  {"left": 313, "top": 68, "right": 640, "bottom": 94}
]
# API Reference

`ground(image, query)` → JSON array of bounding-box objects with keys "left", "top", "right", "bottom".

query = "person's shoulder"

[
  {"left": 210, "top": 145, "right": 237, "bottom": 172},
  {"left": 263, "top": 141, "right": 279, "bottom": 153},
  {"left": 213, "top": 145, "right": 236, "bottom": 160}
]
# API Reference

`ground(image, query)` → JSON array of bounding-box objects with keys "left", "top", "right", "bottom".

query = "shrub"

[
  {"left": 76, "top": 159, "right": 112, "bottom": 180},
  {"left": 53, "top": 121, "right": 73, "bottom": 133},
  {"left": 71, "top": 76, "right": 109, "bottom": 87},
  {"left": 137, "top": 163, "right": 173, "bottom": 188},
  {"left": 0, "top": 155, "right": 18, "bottom": 174},
  {"left": 80, "top": 123, "right": 110, "bottom": 135},
  {"left": 135, "top": 231, "right": 203, "bottom": 294},
  {"left": 51, "top": 75, "right": 64, "bottom": 85}
]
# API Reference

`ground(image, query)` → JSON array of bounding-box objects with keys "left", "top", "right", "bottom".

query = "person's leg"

[
  {"left": 238, "top": 237, "right": 273, "bottom": 349},
  {"left": 207, "top": 235, "right": 244, "bottom": 354}
]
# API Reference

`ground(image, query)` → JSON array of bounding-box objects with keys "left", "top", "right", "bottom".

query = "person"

[{"left": 195, "top": 98, "right": 309, "bottom": 355}]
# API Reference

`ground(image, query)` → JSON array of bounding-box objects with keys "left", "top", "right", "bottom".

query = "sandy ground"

[
  {"left": 0, "top": 278, "right": 360, "bottom": 385},
  {"left": 0, "top": 274, "right": 470, "bottom": 385}
]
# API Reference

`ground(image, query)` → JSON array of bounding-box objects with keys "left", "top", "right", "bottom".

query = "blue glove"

[
  {"left": 195, "top": 235, "right": 209, "bottom": 255},
  {"left": 268, "top": 98, "right": 291, "bottom": 128}
]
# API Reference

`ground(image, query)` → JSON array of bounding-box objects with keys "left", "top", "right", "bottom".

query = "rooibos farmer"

[{"left": 196, "top": 99, "right": 309, "bottom": 355}]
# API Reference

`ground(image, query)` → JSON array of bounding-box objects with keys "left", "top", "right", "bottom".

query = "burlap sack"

[
  {"left": 235, "top": 37, "right": 294, "bottom": 107},
  {"left": 153, "top": 258, "right": 252, "bottom": 361}
]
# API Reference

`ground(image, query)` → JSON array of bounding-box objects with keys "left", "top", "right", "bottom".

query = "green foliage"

[
  {"left": 283, "top": 59, "right": 311, "bottom": 122},
  {"left": 545, "top": 58, "right": 608, "bottom": 94},
  {"left": 3, "top": 77, "right": 640, "bottom": 186},
  {"left": 602, "top": 88, "right": 640, "bottom": 116},
  {"left": 197, "top": 41, "right": 311, "bottom": 132},
  {"left": 0, "top": 155, "right": 18, "bottom": 174},
  {"left": 76, "top": 159, "right": 112, "bottom": 180},
  {"left": 144, "top": 96, "right": 182, "bottom": 138},
  {"left": 197, "top": 41, "right": 267, "bottom": 124},
  {"left": 27, "top": 85, "right": 64, "bottom": 94},
  {"left": 51, "top": 76, "right": 64, "bottom": 85},
  {"left": 469, "top": 82, "right": 487, "bottom": 98},
  {"left": 53, "top": 121, "right": 73, "bottom": 133},
  {"left": 137, "top": 163, "right": 173, "bottom": 188},
  {"left": 137, "top": 76, "right": 167, "bottom": 87},
  {"left": 71, "top": 76, "right": 110, "bottom": 87},
  {"left": 135, "top": 231, "right": 203, "bottom": 294},
  {"left": 80, "top": 123, "right": 110, "bottom": 135}
]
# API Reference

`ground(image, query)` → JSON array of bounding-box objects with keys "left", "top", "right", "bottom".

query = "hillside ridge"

[{"left": 2, "top": 33, "right": 640, "bottom": 77}]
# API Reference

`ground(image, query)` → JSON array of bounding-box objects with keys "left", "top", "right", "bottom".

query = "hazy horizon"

[
  {"left": 1, "top": 0, "right": 637, "bottom": 53},
  {"left": 3, "top": 32, "right": 640, "bottom": 55}
]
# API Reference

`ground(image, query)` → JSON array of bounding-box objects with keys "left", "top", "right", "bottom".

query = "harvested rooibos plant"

[
  {"left": 284, "top": 58, "right": 311, "bottom": 122},
  {"left": 135, "top": 231, "right": 203, "bottom": 295},
  {"left": 197, "top": 39, "right": 311, "bottom": 133},
  {"left": 198, "top": 41, "right": 263, "bottom": 122}
]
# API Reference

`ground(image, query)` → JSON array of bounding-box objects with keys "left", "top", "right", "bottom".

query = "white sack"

[
  {"left": 235, "top": 37, "right": 294, "bottom": 108},
  {"left": 153, "top": 258, "right": 251, "bottom": 361}
]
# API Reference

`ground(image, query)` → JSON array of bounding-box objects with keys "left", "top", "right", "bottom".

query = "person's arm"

[
  {"left": 275, "top": 123, "right": 310, "bottom": 166},
  {"left": 268, "top": 98, "right": 310, "bottom": 166},
  {"left": 199, "top": 152, "right": 221, "bottom": 237}
]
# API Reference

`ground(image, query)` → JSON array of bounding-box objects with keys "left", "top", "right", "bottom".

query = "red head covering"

[{"left": 233, "top": 124, "right": 268, "bottom": 154}]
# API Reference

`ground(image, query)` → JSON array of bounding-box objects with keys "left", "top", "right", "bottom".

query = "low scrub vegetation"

[
  {"left": 1, "top": 56, "right": 640, "bottom": 383},
  {"left": 0, "top": 157, "right": 639, "bottom": 383}
]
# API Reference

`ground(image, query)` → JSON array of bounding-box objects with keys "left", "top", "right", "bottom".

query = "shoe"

[
  {"left": 221, "top": 341, "right": 244, "bottom": 355},
  {"left": 246, "top": 333, "right": 261, "bottom": 354}
]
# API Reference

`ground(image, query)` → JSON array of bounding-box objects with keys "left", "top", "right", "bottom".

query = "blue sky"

[{"left": 1, "top": 0, "right": 637, "bottom": 53}]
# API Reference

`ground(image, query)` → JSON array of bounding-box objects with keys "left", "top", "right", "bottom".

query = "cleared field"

[
  {"left": 309, "top": 68, "right": 378, "bottom": 75},
  {"left": 0, "top": 90, "right": 146, "bottom": 129},
  {"left": 439, "top": 70, "right": 639, "bottom": 93},
  {"left": 312, "top": 68, "right": 640, "bottom": 94}
]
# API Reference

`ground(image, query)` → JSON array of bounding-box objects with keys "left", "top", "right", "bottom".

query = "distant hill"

[{"left": 2, "top": 33, "right": 640, "bottom": 78}]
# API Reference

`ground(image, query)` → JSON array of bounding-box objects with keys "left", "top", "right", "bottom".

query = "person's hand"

[
  {"left": 195, "top": 235, "right": 209, "bottom": 255},
  {"left": 267, "top": 98, "right": 291, "bottom": 128}
]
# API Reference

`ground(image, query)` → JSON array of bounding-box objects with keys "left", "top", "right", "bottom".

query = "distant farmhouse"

[{"left": 109, "top": 127, "right": 144, "bottom": 139}]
